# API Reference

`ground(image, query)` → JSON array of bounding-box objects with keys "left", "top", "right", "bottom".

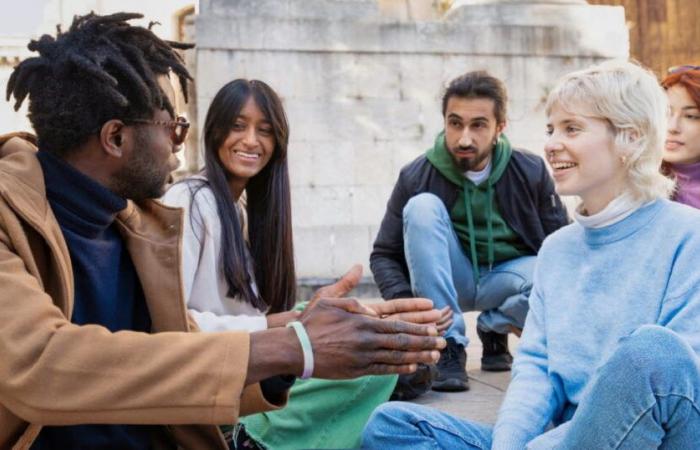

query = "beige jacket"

[{"left": 0, "top": 134, "right": 282, "bottom": 449}]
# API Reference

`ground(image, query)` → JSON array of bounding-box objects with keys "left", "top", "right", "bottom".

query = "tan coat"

[{"left": 0, "top": 134, "right": 281, "bottom": 449}]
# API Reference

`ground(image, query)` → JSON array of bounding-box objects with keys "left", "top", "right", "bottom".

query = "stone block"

[
  {"left": 284, "top": 98, "right": 423, "bottom": 142},
  {"left": 292, "top": 185, "right": 354, "bottom": 228},
  {"left": 441, "top": 55, "right": 508, "bottom": 86},
  {"left": 195, "top": 50, "right": 239, "bottom": 100},
  {"left": 327, "top": 225, "right": 374, "bottom": 276},
  {"left": 293, "top": 226, "right": 335, "bottom": 278},
  {"left": 293, "top": 224, "right": 373, "bottom": 278},
  {"left": 206, "top": 0, "right": 379, "bottom": 21},
  {"left": 308, "top": 140, "right": 356, "bottom": 187},
  {"left": 352, "top": 141, "right": 395, "bottom": 186},
  {"left": 197, "top": 11, "right": 625, "bottom": 58},
  {"left": 350, "top": 185, "right": 394, "bottom": 226},
  {"left": 287, "top": 142, "right": 315, "bottom": 187}
]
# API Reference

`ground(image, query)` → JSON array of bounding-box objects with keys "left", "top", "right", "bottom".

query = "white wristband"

[{"left": 286, "top": 321, "right": 314, "bottom": 379}]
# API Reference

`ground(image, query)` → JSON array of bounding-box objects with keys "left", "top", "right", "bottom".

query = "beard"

[
  {"left": 448, "top": 144, "right": 491, "bottom": 172},
  {"left": 111, "top": 129, "right": 171, "bottom": 201}
]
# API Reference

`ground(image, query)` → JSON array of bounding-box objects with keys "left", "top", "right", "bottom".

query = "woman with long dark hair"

[
  {"left": 162, "top": 79, "right": 399, "bottom": 449},
  {"left": 662, "top": 65, "right": 700, "bottom": 209}
]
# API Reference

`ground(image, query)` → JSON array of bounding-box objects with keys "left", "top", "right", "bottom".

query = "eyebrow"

[
  {"left": 235, "top": 114, "right": 271, "bottom": 124},
  {"left": 547, "top": 118, "right": 581, "bottom": 126},
  {"left": 681, "top": 105, "right": 700, "bottom": 111}
]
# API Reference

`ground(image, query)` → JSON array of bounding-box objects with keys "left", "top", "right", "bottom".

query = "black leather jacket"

[{"left": 370, "top": 149, "right": 569, "bottom": 300}]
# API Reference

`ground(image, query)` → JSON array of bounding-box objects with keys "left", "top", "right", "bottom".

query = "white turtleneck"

[{"left": 574, "top": 191, "right": 647, "bottom": 228}]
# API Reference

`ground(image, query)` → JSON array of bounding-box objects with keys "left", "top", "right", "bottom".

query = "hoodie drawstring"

[
  {"left": 463, "top": 184, "right": 480, "bottom": 286},
  {"left": 463, "top": 181, "right": 496, "bottom": 286},
  {"left": 486, "top": 183, "right": 495, "bottom": 271}
]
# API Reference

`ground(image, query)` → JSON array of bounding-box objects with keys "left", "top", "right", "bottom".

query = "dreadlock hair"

[{"left": 6, "top": 12, "right": 193, "bottom": 156}]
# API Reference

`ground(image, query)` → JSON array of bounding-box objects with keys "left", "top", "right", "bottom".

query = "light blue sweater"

[{"left": 493, "top": 199, "right": 700, "bottom": 449}]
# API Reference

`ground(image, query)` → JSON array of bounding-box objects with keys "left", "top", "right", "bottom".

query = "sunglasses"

[
  {"left": 124, "top": 115, "right": 190, "bottom": 146},
  {"left": 667, "top": 65, "right": 700, "bottom": 75}
]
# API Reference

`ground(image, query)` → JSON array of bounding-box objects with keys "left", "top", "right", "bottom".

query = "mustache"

[{"left": 454, "top": 145, "right": 478, "bottom": 153}]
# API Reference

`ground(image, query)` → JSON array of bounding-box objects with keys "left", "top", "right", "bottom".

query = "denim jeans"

[
  {"left": 361, "top": 325, "right": 700, "bottom": 449},
  {"left": 403, "top": 193, "right": 535, "bottom": 346}
]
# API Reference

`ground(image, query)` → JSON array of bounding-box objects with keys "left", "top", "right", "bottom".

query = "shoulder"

[
  {"left": 509, "top": 149, "right": 548, "bottom": 174},
  {"left": 654, "top": 199, "right": 700, "bottom": 239},
  {"left": 162, "top": 176, "right": 216, "bottom": 210},
  {"left": 399, "top": 154, "right": 431, "bottom": 178},
  {"left": 537, "top": 222, "right": 581, "bottom": 255}
]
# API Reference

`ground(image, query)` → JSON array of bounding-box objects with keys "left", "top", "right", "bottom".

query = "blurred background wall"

[{"left": 5, "top": 1, "right": 691, "bottom": 297}]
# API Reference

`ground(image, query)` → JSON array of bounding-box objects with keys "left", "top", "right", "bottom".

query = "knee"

[
  {"left": 609, "top": 325, "right": 693, "bottom": 378},
  {"left": 365, "top": 401, "right": 417, "bottom": 430},
  {"left": 403, "top": 193, "right": 448, "bottom": 228},
  {"left": 362, "top": 402, "right": 421, "bottom": 445}
]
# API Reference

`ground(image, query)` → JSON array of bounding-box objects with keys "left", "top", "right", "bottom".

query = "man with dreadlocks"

[{"left": 0, "top": 12, "right": 445, "bottom": 449}]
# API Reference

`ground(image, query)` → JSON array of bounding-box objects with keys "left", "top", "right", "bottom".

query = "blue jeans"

[
  {"left": 403, "top": 193, "right": 535, "bottom": 346},
  {"left": 361, "top": 325, "right": 700, "bottom": 449}
]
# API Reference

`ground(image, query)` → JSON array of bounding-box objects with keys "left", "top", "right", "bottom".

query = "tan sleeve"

[
  {"left": 0, "top": 133, "right": 37, "bottom": 157},
  {"left": 0, "top": 222, "right": 280, "bottom": 426}
]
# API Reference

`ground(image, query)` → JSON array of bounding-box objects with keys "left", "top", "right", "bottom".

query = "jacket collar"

[
  {"left": 0, "top": 136, "right": 190, "bottom": 332},
  {"left": 0, "top": 138, "right": 51, "bottom": 227},
  {"left": 0, "top": 137, "right": 183, "bottom": 248}
]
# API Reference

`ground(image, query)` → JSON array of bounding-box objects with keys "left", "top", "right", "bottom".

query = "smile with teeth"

[
  {"left": 235, "top": 150, "right": 261, "bottom": 160},
  {"left": 551, "top": 161, "right": 577, "bottom": 170}
]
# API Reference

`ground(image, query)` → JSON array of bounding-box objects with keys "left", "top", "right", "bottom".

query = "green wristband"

[{"left": 286, "top": 321, "right": 314, "bottom": 379}]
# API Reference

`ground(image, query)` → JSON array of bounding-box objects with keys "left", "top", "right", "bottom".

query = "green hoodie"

[{"left": 426, "top": 132, "right": 529, "bottom": 284}]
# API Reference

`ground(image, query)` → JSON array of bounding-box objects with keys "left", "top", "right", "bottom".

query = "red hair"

[
  {"left": 661, "top": 68, "right": 700, "bottom": 107},
  {"left": 660, "top": 68, "right": 700, "bottom": 177}
]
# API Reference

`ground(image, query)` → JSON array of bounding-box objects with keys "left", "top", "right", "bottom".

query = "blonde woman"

[{"left": 362, "top": 60, "right": 700, "bottom": 449}]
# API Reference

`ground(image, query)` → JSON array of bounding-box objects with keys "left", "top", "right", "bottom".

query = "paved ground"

[{"left": 410, "top": 311, "right": 520, "bottom": 424}]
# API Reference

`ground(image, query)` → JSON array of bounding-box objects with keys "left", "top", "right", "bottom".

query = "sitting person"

[
  {"left": 371, "top": 71, "right": 568, "bottom": 393},
  {"left": 362, "top": 60, "right": 700, "bottom": 449},
  {"left": 662, "top": 65, "right": 700, "bottom": 209},
  {"left": 162, "top": 79, "right": 432, "bottom": 449},
  {"left": 0, "top": 13, "right": 445, "bottom": 449}
]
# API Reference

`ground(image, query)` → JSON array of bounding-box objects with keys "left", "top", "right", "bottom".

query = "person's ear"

[
  {"left": 496, "top": 120, "right": 507, "bottom": 137},
  {"left": 100, "top": 119, "right": 127, "bottom": 158}
]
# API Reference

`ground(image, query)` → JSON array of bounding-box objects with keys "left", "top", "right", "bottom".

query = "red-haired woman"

[{"left": 662, "top": 65, "right": 700, "bottom": 209}]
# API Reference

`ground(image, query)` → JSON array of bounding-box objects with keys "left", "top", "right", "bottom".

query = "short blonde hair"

[{"left": 545, "top": 60, "right": 674, "bottom": 201}]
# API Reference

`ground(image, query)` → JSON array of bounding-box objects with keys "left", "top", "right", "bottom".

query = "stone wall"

[{"left": 196, "top": 0, "right": 629, "bottom": 291}]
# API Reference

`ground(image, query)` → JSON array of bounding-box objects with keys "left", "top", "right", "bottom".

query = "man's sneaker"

[
  {"left": 477, "top": 328, "right": 513, "bottom": 372},
  {"left": 432, "top": 337, "right": 469, "bottom": 392},
  {"left": 389, "top": 363, "right": 436, "bottom": 401}
]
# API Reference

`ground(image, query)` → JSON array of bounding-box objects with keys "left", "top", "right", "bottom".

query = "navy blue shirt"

[{"left": 31, "top": 151, "right": 157, "bottom": 450}]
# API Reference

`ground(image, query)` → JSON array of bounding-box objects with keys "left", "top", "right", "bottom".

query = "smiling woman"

[
  {"left": 661, "top": 67, "right": 700, "bottom": 209},
  {"left": 160, "top": 79, "right": 399, "bottom": 449},
  {"left": 543, "top": 60, "right": 673, "bottom": 216}
]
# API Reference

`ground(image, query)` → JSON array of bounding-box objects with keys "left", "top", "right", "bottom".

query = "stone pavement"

[{"left": 410, "top": 311, "right": 520, "bottom": 424}]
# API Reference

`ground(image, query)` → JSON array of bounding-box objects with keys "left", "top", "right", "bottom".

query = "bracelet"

[{"left": 286, "top": 321, "right": 314, "bottom": 379}]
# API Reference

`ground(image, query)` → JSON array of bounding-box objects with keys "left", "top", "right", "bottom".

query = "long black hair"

[
  {"left": 6, "top": 12, "right": 193, "bottom": 156},
  {"left": 197, "top": 79, "right": 296, "bottom": 313}
]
